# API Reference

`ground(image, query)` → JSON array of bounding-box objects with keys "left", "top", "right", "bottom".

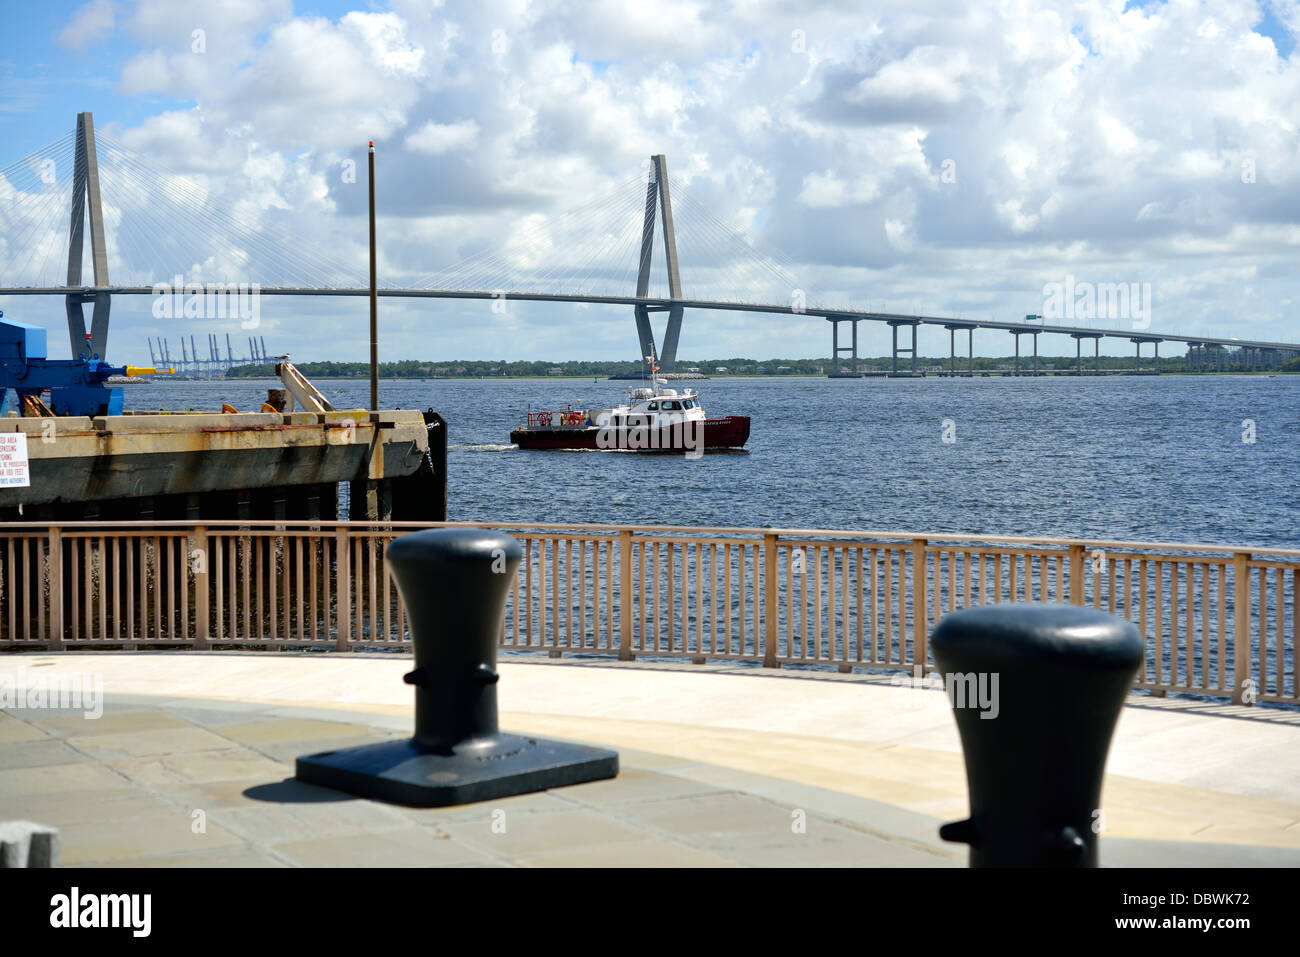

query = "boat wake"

[{"left": 451, "top": 443, "right": 518, "bottom": 452}]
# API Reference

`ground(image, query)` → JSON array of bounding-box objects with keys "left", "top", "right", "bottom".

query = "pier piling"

[
  {"left": 934, "top": 603, "right": 1142, "bottom": 867},
  {"left": 295, "top": 528, "right": 618, "bottom": 805}
]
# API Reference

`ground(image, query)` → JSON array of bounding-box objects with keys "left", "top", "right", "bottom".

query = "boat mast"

[{"left": 643, "top": 348, "right": 664, "bottom": 398}]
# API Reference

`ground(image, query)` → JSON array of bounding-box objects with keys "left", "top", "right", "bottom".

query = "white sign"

[{"left": 0, "top": 432, "right": 31, "bottom": 487}]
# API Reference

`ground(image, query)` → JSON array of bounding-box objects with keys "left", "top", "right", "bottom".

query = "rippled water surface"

[{"left": 130, "top": 374, "right": 1300, "bottom": 546}]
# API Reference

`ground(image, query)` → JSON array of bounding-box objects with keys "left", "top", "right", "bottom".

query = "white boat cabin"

[{"left": 595, "top": 385, "right": 706, "bottom": 428}]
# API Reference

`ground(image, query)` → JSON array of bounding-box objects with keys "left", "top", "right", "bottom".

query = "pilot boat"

[{"left": 510, "top": 380, "right": 749, "bottom": 452}]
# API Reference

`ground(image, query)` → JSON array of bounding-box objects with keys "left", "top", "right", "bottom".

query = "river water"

[{"left": 130, "top": 374, "right": 1300, "bottom": 548}]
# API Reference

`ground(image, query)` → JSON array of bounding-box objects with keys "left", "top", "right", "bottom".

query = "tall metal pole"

[{"left": 368, "top": 140, "right": 378, "bottom": 412}]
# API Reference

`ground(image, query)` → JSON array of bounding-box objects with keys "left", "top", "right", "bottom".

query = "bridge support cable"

[
  {"left": 414, "top": 171, "right": 649, "bottom": 296},
  {"left": 0, "top": 131, "right": 79, "bottom": 294},
  {"left": 94, "top": 131, "right": 360, "bottom": 289}
]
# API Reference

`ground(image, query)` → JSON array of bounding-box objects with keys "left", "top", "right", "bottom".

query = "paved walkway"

[{"left": 2, "top": 652, "right": 1298, "bottom": 867}]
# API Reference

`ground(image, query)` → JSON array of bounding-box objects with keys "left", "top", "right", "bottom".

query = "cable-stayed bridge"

[{"left": 1, "top": 113, "right": 1296, "bottom": 375}]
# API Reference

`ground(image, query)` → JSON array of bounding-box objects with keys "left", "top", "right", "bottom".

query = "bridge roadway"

[{"left": 2, "top": 285, "right": 1297, "bottom": 354}]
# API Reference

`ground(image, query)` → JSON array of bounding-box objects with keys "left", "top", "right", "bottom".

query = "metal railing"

[{"left": 0, "top": 521, "right": 1296, "bottom": 706}]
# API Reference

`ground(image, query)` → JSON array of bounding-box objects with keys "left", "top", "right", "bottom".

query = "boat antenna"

[{"left": 643, "top": 346, "right": 665, "bottom": 396}]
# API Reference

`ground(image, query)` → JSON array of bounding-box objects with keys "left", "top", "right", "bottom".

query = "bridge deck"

[{"left": 3, "top": 287, "right": 1298, "bottom": 351}]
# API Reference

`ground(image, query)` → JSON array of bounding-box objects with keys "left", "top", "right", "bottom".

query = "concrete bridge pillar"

[
  {"left": 1130, "top": 336, "right": 1163, "bottom": 374},
  {"left": 829, "top": 317, "right": 861, "bottom": 375},
  {"left": 633, "top": 154, "right": 683, "bottom": 371},
  {"left": 888, "top": 319, "right": 919, "bottom": 376},
  {"left": 65, "top": 112, "right": 112, "bottom": 359},
  {"left": 1009, "top": 330, "right": 1040, "bottom": 376},
  {"left": 1070, "top": 332, "right": 1103, "bottom": 375},
  {"left": 945, "top": 324, "right": 975, "bottom": 376}
]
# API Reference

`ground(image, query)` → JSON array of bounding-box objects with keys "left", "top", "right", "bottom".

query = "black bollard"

[
  {"left": 932, "top": 603, "right": 1143, "bottom": 867},
  {"left": 296, "top": 528, "right": 618, "bottom": 806}
]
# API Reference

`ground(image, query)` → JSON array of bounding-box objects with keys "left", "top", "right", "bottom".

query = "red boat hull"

[{"left": 511, "top": 416, "right": 750, "bottom": 452}]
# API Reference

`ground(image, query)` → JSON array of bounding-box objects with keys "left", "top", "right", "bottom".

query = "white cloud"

[
  {"left": 406, "top": 120, "right": 480, "bottom": 154},
  {"left": 13, "top": 0, "right": 1300, "bottom": 361},
  {"left": 57, "top": 0, "right": 117, "bottom": 50},
  {"left": 797, "top": 171, "right": 881, "bottom": 208}
]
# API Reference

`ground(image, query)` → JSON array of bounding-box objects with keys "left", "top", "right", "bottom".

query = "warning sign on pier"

[{"left": 0, "top": 433, "right": 31, "bottom": 488}]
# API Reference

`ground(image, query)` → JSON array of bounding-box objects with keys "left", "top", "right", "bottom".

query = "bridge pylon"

[
  {"left": 65, "top": 112, "right": 112, "bottom": 359},
  {"left": 634, "top": 154, "right": 684, "bottom": 372}
]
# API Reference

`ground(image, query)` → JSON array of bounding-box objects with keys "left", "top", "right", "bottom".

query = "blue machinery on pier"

[{"left": 0, "top": 311, "right": 164, "bottom": 416}]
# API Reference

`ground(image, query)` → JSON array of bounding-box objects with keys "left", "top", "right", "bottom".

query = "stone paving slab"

[
  {"left": 0, "top": 739, "right": 88, "bottom": 770},
  {"left": 2, "top": 652, "right": 1299, "bottom": 867},
  {"left": 513, "top": 838, "right": 739, "bottom": 868},
  {"left": 66, "top": 726, "right": 239, "bottom": 759},
  {"left": 272, "top": 828, "right": 494, "bottom": 868},
  {"left": 37, "top": 708, "right": 193, "bottom": 737},
  {"left": 58, "top": 813, "right": 246, "bottom": 866},
  {"left": 109, "top": 847, "right": 291, "bottom": 868},
  {"left": 440, "top": 808, "right": 667, "bottom": 860},
  {"left": 0, "top": 719, "right": 50, "bottom": 743},
  {"left": 3, "top": 761, "right": 137, "bottom": 797},
  {"left": 0, "top": 698, "right": 958, "bottom": 867}
]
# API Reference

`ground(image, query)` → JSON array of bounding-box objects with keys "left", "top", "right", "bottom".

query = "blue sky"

[
  {"left": 1, "top": 0, "right": 1298, "bottom": 363},
  {"left": 0, "top": 1, "right": 361, "bottom": 151}
]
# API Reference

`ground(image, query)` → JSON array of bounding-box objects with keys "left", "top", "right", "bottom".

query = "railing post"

[
  {"left": 912, "top": 538, "right": 928, "bottom": 667},
  {"left": 336, "top": 526, "right": 351, "bottom": 651},
  {"left": 1232, "top": 551, "right": 1252, "bottom": 705},
  {"left": 618, "top": 529, "right": 634, "bottom": 660},
  {"left": 1068, "top": 543, "right": 1085, "bottom": 605},
  {"left": 193, "top": 525, "right": 209, "bottom": 649},
  {"left": 763, "top": 533, "right": 779, "bottom": 668},
  {"left": 48, "top": 527, "right": 63, "bottom": 650}
]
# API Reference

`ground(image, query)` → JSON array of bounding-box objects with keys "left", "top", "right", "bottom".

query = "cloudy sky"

[{"left": 1, "top": 0, "right": 1298, "bottom": 363}]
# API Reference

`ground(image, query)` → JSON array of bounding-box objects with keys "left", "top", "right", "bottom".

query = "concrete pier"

[{"left": 0, "top": 408, "right": 445, "bottom": 522}]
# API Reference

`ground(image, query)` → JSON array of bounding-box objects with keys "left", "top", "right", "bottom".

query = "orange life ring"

[{"left": 567, "top": 411, "right": 582, "bottom": 426}]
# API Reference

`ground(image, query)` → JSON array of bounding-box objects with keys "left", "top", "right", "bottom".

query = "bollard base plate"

[{"left": 295, "top": 733, "right": 618, "bottom": 807}]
